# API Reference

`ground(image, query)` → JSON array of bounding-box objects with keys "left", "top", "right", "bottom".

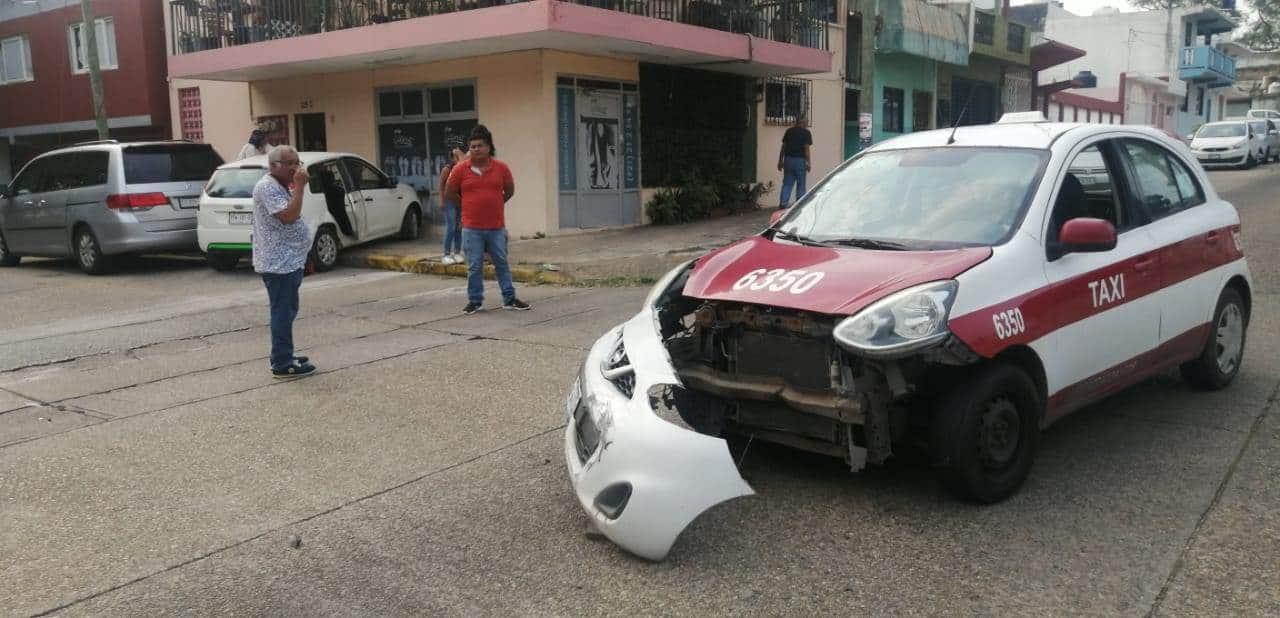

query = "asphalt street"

[{"left": 1, "top": 166, "right": 1278, "bottom": 616}]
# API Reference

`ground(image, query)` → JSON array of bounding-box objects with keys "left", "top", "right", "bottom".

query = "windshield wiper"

[
  {"left": 772, "top": 229, "right": 827, "bottom": 247},
  {"left": 824, "top": 237, "right": 910, "bottom": 251}
]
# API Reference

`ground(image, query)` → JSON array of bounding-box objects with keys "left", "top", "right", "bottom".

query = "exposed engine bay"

[{"left": 653, "top": 280, "right": 979, "bottom": 470}]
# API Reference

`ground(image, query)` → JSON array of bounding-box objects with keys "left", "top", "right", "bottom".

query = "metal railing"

[{"left": 170, "top": 0, "right": 829, "bottom": 54}]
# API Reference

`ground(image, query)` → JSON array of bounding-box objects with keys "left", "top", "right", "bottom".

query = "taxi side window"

[
  {"left": 1050, "top": 143, "right": 1125, "bottom": 242},
  {"left": 1120, "top": 139, "right": 1203, "bottom": 220}
]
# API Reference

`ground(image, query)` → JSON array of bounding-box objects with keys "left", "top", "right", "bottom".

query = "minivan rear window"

[
  {"left": 123, "top": 144, "right": 223, "bottom": 184},
  {"left": 205, "top": 168, "right": 267, "bottom": 198}
]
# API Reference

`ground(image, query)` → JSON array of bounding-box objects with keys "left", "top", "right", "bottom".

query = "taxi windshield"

[{"left": 776, "top": 147, "right": 1048, "bottom": 249}]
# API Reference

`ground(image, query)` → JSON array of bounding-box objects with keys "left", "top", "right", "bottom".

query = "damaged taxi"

[{"left": 564, "top": 113, "right": 1252, "bottom": 561}]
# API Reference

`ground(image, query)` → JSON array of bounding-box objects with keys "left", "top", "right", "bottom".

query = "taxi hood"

[{"left": 681, "top": 236, "right": 993, "bottom": 316}]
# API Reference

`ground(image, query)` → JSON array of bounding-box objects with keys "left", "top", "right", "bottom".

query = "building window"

[
  {"left": 1007, "top": 23, "right": 1025, "bottom": 53},
  {"left": 0, "top": 35, "right": 33, "bottom": 85},
  {"left": 975, "top": 11, "right": 995, "bottom": 46},
  {"left": 765, "top": 77, "right": 810, "bottom": 125},
  {"left": 428, "top": 84, "right": 476, "bottom": 116},
  {"left": 178, "top": 87, "right": 203, "bottom": 142},
  {"left": 912, "top": 90, "right": 932, "bottom": 132},
  {"left": 69, "top": 17, "right": 117, "bottom": 74},
  {"left": 883, "top": 87, "right": 904, "bottom": 133}
]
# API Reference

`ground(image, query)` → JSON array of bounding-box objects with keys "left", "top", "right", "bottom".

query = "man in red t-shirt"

[{"left": 444, "top": 125, "right": 530, "bottom": 314}]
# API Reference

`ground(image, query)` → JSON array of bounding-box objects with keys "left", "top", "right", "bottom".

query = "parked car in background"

[
  {"left": 1253, "top": 119, "right": 1280, "bottom": 162},
  {"left": 0, "top": 140, "right": 223, "bottom": 274},
  {"left": 1245, "top": 108, "right": 1280, "bottom": 121},
  {"left": 198, "top": 152, "right": 424, "bottom": 271},
  {"left": 1189, "top": 120, "right": 1269, "bottom": 168}
]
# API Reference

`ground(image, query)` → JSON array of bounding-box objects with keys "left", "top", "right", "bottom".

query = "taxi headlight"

[
  {"left": 833, "top": 280, "right": 957, "bottom": 357},
  {"left": 645, "top": 260, "right": 694, "bottom": 309}
]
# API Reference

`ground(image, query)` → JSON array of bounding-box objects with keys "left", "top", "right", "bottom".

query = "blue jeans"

[
  {"left": 780, "top": 156, "right": 808, "bottom": 208},
  {"left": 261, "top": 269, "right": 303, "bottom": 370},
  {"left": 462, "top": 227, "right": 515, "bottom": 305},
  {"left": 442, "top": 201, "right": 462, "bottom": 255}
]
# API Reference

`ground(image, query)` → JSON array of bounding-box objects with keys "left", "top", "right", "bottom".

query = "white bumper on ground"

[{"left": 564, "top": 310, "right": 754, "bottom": 561}]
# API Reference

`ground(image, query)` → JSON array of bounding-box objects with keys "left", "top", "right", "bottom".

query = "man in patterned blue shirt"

[{"left": 253, "top": 146, "right": 316, "bottom": 377}]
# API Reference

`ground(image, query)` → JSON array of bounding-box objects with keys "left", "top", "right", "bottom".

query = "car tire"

[
  {"left": 1180, "top": 287, "right": 1247, "bottom": 391},
  {"left": 930, "top": 363, "right": 1041, "bottom": 503},
  {"left": 310, "top": 226, "right": 339, "bottom": 272},
  {"left": 206, "top": 252, "right": 240, "bottom": 272},
  {"left": 0, "top": 230, "right": 20, "bottom": 267},
  {"left": 74, "top": 226, "right": 111, "bottom": 275},
  {"left": 398, "top": 204, "right": 422, "bottom": 240}
]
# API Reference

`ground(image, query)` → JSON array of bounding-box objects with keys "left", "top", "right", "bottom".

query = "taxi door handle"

[
  {"left": 1205, "top": 230, "right": 1221, "bottom": 243},
  {"left": 1134, "top": 258, "right": 1156, "bottom": 272},
  {"left": 363, "top": 197, "right": 373, "bottom": 202}
]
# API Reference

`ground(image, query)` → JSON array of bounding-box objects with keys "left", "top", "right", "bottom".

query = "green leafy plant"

[{"left": 645, "top": 187, "right": 684, "bottom": 225}]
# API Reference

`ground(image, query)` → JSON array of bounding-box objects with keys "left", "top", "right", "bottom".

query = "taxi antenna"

[{"left": 947, "top": 84, "right": 976, "bottom": 145}]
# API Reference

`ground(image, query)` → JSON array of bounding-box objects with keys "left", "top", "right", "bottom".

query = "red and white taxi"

[{"left": 563, "top": 113, "right": 1251, "bottom": 560}]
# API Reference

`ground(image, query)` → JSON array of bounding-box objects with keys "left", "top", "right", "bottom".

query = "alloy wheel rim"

[
  {"left": 78, "top": 234, "right": 95, "bottom": 267},
  {"left": 977, "top": 396, "right": 1021, "bottom": 469},
  {"left": 317, "top": 234, "right": 337, "bottom": 265},
  {"left": 1215, "top": 303, "right": 1244, "bottom": 374}
]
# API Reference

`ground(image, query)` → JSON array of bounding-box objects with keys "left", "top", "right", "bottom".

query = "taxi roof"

[{"left": 861, "top": 122, "right": 1171, "bottom": 153}]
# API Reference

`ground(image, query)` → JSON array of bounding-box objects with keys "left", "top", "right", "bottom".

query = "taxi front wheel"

[
  {"left": 1181, "top": 287, "right": 1247, "bottom": 390},
  {"left": 930, "top": 364, "right": 1041, "bottom": 503}
]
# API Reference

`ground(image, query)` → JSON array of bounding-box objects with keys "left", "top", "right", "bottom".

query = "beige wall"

[
  {"left": 236, "top": 50, "right": 638, "bottom": 236},
  {"left": 755, "top": 16, "right": 846, "bottom": 206},
  {"left": 168, "top": 79, "right": 253, "bottom": 162}
]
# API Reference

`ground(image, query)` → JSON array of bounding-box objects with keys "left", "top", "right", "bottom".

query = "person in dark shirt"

[{"left": 777, "top": 115, "right": 813, "bottom": 209}]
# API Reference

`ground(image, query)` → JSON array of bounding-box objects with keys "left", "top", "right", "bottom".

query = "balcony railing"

[
  {"left": 1178, "top": 45, "right": 1236, "bottom": 85},
  {"left": 170, "top": 0, "right": 829, "bottom": 55}
]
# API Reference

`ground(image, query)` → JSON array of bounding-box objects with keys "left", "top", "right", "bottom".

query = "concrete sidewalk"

[{"left": 338, "top": 208, "right": 774, "bottom": 285}]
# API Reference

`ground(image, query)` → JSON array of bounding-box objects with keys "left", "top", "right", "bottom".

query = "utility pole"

[
  {"left": 79, "top": 0, "right": 109, "bottom": 139},
  {"left": 858, "top": 0, "right": 875, "bottom": 149}
]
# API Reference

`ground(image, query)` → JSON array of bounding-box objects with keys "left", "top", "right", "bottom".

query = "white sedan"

[
  {"left": 566, "top": 113, "right": 1251, "bottom": 560},
  {"left": 197, "top": 152, "right": 424, "bottom": 271}
]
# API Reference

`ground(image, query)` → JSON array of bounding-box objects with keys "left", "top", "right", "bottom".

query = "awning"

[
  {"left": 877, "top": 0, "right": 969, "bottom": 66},
  {"left": 1031, "top": 38, "right": 1085, "bottom": 72}
]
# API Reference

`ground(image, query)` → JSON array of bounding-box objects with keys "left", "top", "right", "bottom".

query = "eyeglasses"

[{"left": 277, "top": 159, "right": 301, "bottom": 166}]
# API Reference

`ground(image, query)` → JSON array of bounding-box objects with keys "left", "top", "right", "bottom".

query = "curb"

[{"left": 362, "top": 254, "right": 576, "bottom": 285}]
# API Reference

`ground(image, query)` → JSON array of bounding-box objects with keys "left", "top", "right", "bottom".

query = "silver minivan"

[{"left": 0, "top": 140, "right": 224, "bottom": 274}]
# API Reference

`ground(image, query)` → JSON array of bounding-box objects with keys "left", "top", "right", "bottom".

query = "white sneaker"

[
  {"left": 441, "top": 255, "right": 456, "bottom": 265},
  {"left": 451, "top": 253, "right": 465, "bottom": 263}
]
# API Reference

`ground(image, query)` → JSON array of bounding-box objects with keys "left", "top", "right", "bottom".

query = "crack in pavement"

[
  {"left": 29, "top": 424, "right": 567, "bottom": 617},
  {"left": 1146, "top": 378, "right": 1280, "bottom": 616},
  {"left": 0, "top": 329, "right": 580, "bottom": 451}
]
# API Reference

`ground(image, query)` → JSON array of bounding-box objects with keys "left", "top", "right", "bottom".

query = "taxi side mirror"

[
  {"left": 1058, "top": 218, "right": 1117, "bottom": 256},
  {"left": 769, "top": 208, "right": 789, "bottom": 226}
]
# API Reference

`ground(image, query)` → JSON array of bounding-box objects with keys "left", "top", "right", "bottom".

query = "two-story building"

[
  {"left": 1033, "top": 2, "right": 1237, "bottom": 136},
  {"left": 0, "top": 0, "right": 175, "bottom": 183},
  {"left": 936, "top": 1, "right": 1034, "bottom": 127},
  {"left": 165, "top": 0, "right": 837, "bottom": 235}
]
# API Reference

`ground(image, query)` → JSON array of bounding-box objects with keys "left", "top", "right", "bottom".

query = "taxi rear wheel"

[
  {"left": 1180, "top": 287, "right": 1247, "bottom": 390},
  {"left": 930, "top": 363, "right": 1040, "bottom": 503},
  {"left": 311, "top": 226, "right": 340, "bottom": 272}
]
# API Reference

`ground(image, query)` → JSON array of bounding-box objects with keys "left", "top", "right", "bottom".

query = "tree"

[{"left": 1237, "top": 0, "right": 1280, "bottom": 51}]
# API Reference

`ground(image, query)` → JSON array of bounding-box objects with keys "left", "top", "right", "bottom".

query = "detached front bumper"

[{"left": 564, "top": 310, "right": 754, "bottom": 561}]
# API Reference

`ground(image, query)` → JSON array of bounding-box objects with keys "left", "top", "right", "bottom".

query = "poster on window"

[
  {"left": 427, "top": 119, "right": 478, "bottom": 199},
  {"left": 255, "top": 115, "right": 290, "bottom": 148},
  {"left": 378, "top": 123, "right": 429, "bottom": 194},
  {"left": 579, "top": 92, "right": 620, "bottom": 191},
  {"left": 622, "top": 94, "right": 638, "bottom": 190}
]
